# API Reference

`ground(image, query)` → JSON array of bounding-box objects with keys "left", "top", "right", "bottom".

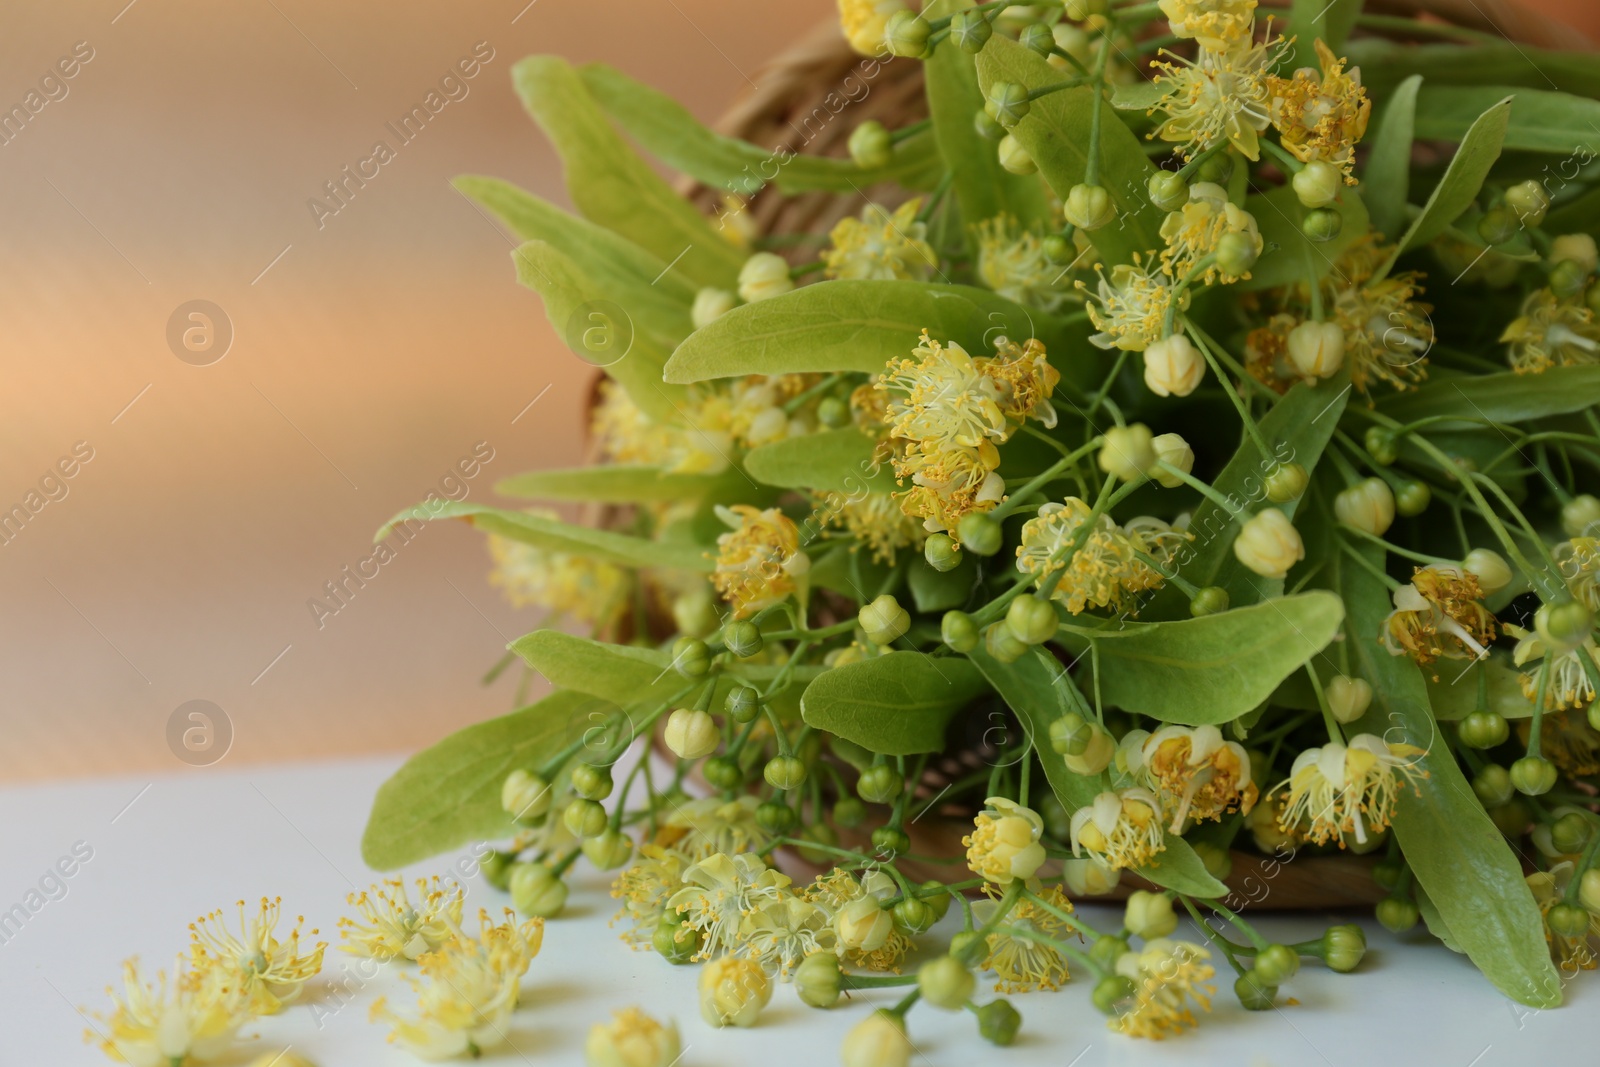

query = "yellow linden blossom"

[
  {"left": 1109, "top": 939, "right": 1216, "bottom": 1039},
  {"left": 1159, "top": 0, "right": 1258, "bottom": 51},
  {"left": 976, "top": 215, "right": 1077, "bottom": 313},
  {"left": 1158, "top": 182, "right": 1264, "bottom": 285},
  {"left": 816, "top": 490, "right": 927, "bottom": 564},
  {"left": 611, "top": 844, "right": 694, "bottom": 947},
  {"left": 1267, "top": 39, "right": 1371, "bottom": 179},
  {"left": 655, "top": 794, "right": 769, "bottom": 859},
  {"left": 90, "top": 958, "right": 250, "bottom": 1067},
  {"left": 742, "top": 892, "right": 834, "bottom": 977},
  {"left": 711, "top": 504, "right": 808, "bottom": 619},
  {"left": 1557, "top": 537, "right": 1600, "bottom": 611},
  {"left": 1083, "top": 260, "right": 1184, "bottom": 352},
  {"left": 189, "top": 898, "right": 326, "bottom": 1016},
  {"left": 803, "top": 868, "right": 910, "bottom": 972},
  {"left": 1381, "top": 565, "right": 1497, "bottom": 677},
  {"left": 488, "top": 526, "right": 627, "bottom": 627},
  {"left": 667, "top": 851, "right": 792, "bottom": 960},
  {"left": 1510, "top": 622, "right": 1600, "bottom": 716},
  {"left": 1070, "top": 789, "right": 1167, "bottom": 870},
  {"left": 1149, "top": 29, "right": 1287, "bottom": 162},
  {"left": 1528, "top": 862, "right": 1599, "bottom": 971},
  {"left": 824, "top": 201, "right": 936, "bottom": 282},
  {"left": 1520, "top": 709, "right": 1600, "bottom": 777},
  {"left": 1276, "top": 733, "right": 1426, "bottom": 847},
  {"left": 978, "top": 885, "right": 1077, "bottom": 993},
  {"left": 1132, "top": 725, "right": 1258, "bottom": 832},
  {"left": 1243, "top": 312, "right": 1304, "bottom": 394},
  {"left": 1502, "top": 289, "right": 1600, "bottom": 374},
  {"left": 1246, "top": 790, "right": 1308, "bottom": 855},
  {"left": 1323, "top": 239, "right": 1433, "bottom": 395},
  {"left": 964, "top": 797, "right": 1048, "bottom": 885},
  {"left": 591, "top": 380, "right": 733, "bottom": 475},
  {"left": 837, "top": 0, "right": 904, "bottom": 55},
  {"left": 1015, "top": 499, "right": 1185, "bottom": 616},
  {"left": 339, "top": 877, "right": 464, "bottom": 961}
]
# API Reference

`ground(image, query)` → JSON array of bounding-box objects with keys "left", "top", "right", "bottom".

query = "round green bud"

[
  {"left": 919, "top": 956, "right": 976, "bottom": 1010},
  {"left": 582, "top": 827, "right": 633, "bottom": 870},
  {"left": 921, "top": 881, "right": 952, "bottom": 922},
  {"left": 1591, "top": 702, "right": 1600, "bottom": 733},
  {"left": 857, "top": 764, "right": 904, "bottom": 805},
  {"left": 950, "top": 10, "right": 993, "bottom": 53},
  {"left": 1376, "top": 896, "right": 1419, "bottom": 933},
  {"left": 501, "top": 768, "right": 553, "bottom": 823},
  {"left": 509, "top": 862, "right": 567, "bottom": 918},
  {"left": 764, "top": 755, "right": 808, "bottom": 791},
  {"left": 1551, "top": 811, "right": 1592, "bottom": 854},
  {"left": 795, "top": 950, "right": 842, "bottom": 1008},
  {"left": 1189, "top": 586, "right": 1230, "bottom": 617},
  {"left": 1089, "top": 935, "right": 1128, "bottom": 970},
  {"left": 894, "top": 897, "right": 936, "bottom": 936},
  {"left": 1049, "top": 712, "right": 1092, "bottom": 757},
  {"left": 652, "top": 915, "right": 700, "bottom": 964},
  {"left": 1372, "top": 859, "right": 1404, "bottom": 891},
  {"left": 703, "top": 754, "right": 744, "bottom": 791},
  {"left": 1490, "top": 798, "right": 1531, "bottom": 838},
  {"left": 1265, "top": 462, "right": 1309, "bottom": 503},
  {"left": 1234, "top": 972, "right": 1277, "bottom": 1011},
  {"left": 1252, "top": 944, "right": 1301, "bottom": 985},
  {"left": 1321, "top": 924, "right": 1367, "bottom": 973},
  {"left": 860, "top": 593, "right": 912, "bottom": 646},
  {"left": 1195, "top": 151, "right": 1233, "bottom": 184},
  {"left": 1535, "top": 599, "right": 1594, "bottom": 651},
  {"left": 942, "top": 610, "right": 980, "bottom": 653},
  {"left": 570, "top": 762, "right": 613, "bottom": 802},
  {"left": 957, "top": 512, "right": 1003, "bottom": 555},
  {"left": 1043, "top": 234, "right": 1074, "bottom": 263},
  {"left": 1005, "top": 593, "right": 1058, "bottom": 645},
  {"left": 949, "top": 929, "right": 989, "bottom": 968},
  {"left": 871, "top": 825, "right": 912, "bottom": 857},
  {"left": 848, "top": 120, "right": 893, "bottom": 171},
  {"left": 1477, "top": 206, "right": 1520, "bottom": 246},
  {"left": 817, "top": 395, "right": 850, "bottom": 428},
  {"left": 671, "top": 636, "right": 710, "bottom": 678},
  {"left": 924, "top": 532, "right": 962, "bottom": 572},
  {"left": 984, "top": 81, "right": 1031, "bottom": 129},
  {"left": 1215, "top": 230, "right": 1261, "bottom": 277},
  {"left": 1192, "top": 840, "right": 1234, "bottom": 881},
  {"left": 563, "top": 798, "right": 608, "bottom": 839},
  {"left": 997, "top": 134, "right": 1036, "bottom": 175},
  {"left": 1550, "top": 257, "right": 1589, "bottom": 298},
  {"left": 1473, "top": 764, "right": 1515, "bottom": 808},
  {"left": 1460, "top": 712, "right": 1511, "bottom": 752},
  {"left": 1064, "top": 183, "right": 1117, "bottom": 231},
  {"left": 984, "top": 620, "right": 1028, "bottom": 664},
  {"left": 1581, "top": 868, "right": 1600, "bottom": 915},
  {"left": 1148, "top": 170, "right": 1189, "bottom": 212},
  {"left": 883, "top": 11, "right": 933, "bottom": 57},
  {"left": 1091, "top": 974, "right": 1136, "bottom": 1015},
  {"left": 1548, "top": 902, "right": 1591, "bottom": 939},
  {"left": 976, "top": 998, "right": 1022, "bottom": 1046},
  {"left": 672, "top": 588, "right": 721, "bottom": 638},
  {"left": 725, "top": 684, "right": 761, "bottom": 724},
  {"left": 1505, "top": 180, "right": 1552, "bottom": 228},
  {"left": 1292, "top": 160, "right": 1343, "bottom": 209},
  {"left": 723, "top": 619, "right": 764, "bottom": 659},
  {"left": 478, "top": 849, "right": 516, "bottom": 891},
  {"left": 756, "top": 800, "right": 798, "bottom": 834},
  {"left": 1123, "top": 890, "right": 1178, "bottom": 940},
  {"left": 1511, "top": 756, "right": 1559, "bottom": 796},
  {"left": 1018, "top": 22, "right": 1054, "bottom": 57},
  {"left": 832, "top": 796, "right": 867, "bottom": 829},
  {"left": 1561, "top": 493, "right": 1600, "bottom": 537},
  {"left": 1303, "top": 207, "right": 1343, "bottom": 243},
  {"left": 1364, "top": 426, "right": 1399, "bottom": 466},
  {"left": 973, "top": 107, "right": 1006, "bottom": 142},
  {"left": 1394, "top": 479, "right": 1432, "bottom": 517}
]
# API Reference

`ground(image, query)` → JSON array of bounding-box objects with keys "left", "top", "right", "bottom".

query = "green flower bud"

[
  {"left": 1265, "top": 462, "right": 1309, "bottom": 503},
  {"left": 726, "top": 685, "right": 761, "bottom": 724},
  {"left": 1549, "top": 902, "right": 1591, "bottom": 939},
  {"left": 860, "top": 593, "right": 912, "bottom": 645},
  {"left": 764, "top": 755, "right": 808, "bottom": 791},
  {"left": 756, "top": 800, "right": 798, "bottom": 834},
  {"left": 1364, "top": 426, "right": 1399, "bottom": 466},
  {"left": 1043, "top": 234, "right": 1074, "bottom": 263},
  {"left": 1473, "top": 764, "right": 1515, "bottom": 807},
  {"left": 1018, "top": 22, "right": 1054, "bottom": 57},
  {"left": 976, "top": 998, "right": 1022, "bottom": 1046},
  {"left": 1292, "top": 160, "right": 1342, "bottom": 209},
  {"left": 723, "top": 619, "right": 764, "bottom": 659},
  {"left": 1460, "top": 711, "right": 1511, "bottom": 751},
  {"left": 924, "top": 532, "right": 962, "bottom": 572},
  {"left": 1123, "top": 890, "right": 1177, "bottom": 939},
  {"left": 857, "top": 764, "right": 904, "bottom": 804},
  {"left": 1215, "top": 230, "right": 1261, "bottom": 277},
  {"left": 672, "top": 587, "right": 720, "bottom": 638},
  {"left": 1462, "top": 548, "right": 1513, "bottom": 594},
  {"left": 1234, "top": 972, "right": 1277, "bottom": 1011},
  {"left": 1089, "top": 934, "right": 1128, "bottom": 970},
  {"left": 510, "top": 862, "right": 567, "bottom": 918},
  {"left": 949, "top": 929, "right": 988, "bottom": 967},
  {"left": 795, "top": 950, "right": 842, "bottom": 1007},
  {"left": 984, "top": 620, "right": 1029, "bottom": 664},
  {"left": 1580, "top": 869, "right": 1600, "bottom": 915},
  {"left": 1099, "top": 423, "right": 1157, "bottom": 482},
  {"left": 919, "top": 956, "right": 976, "bottom": 1010},
  {"left": 1550, "top": 257, "right": 1589, "bottom": 298},
  {"left": 1372, "top": 859, "right": 1403, "bottom": 890},
  {"left": 653, "top": 915, "right": 700, "bottom": 963},
  {"left": 501, "top": 768, "right": 553, "bottom": 822},
  {"left": 832, "top": 796, "right": 867, "bottom": 828},
  {"left": 951, "top": 10, "right": 994, "bottom": 53},
  {"left": 564, "top": 798, "right": 609, "bottom": 838},
  {"left": 1477, "top": 206, "right": 1520, "bottom": 246},
  {"left": 921, "top": 881, "right": 952, "bottom": 922},
  {"left": 1321, "top": 924, "right": 1367, "bottom": 973},
  {"left": 997, "top": 134, "right": 1036, "bottom": 175},
  {"left": 703, "top": 755, "right": 743, "bottom": 791},
  {"left": 478, "top": 849, "right": 516, "bottom": 891},
  {"left": 1064, "top": 183, "right": 1116, "bottom": 231},
  {"left": 1049, "top": 711, "right": 1092, "bottom": 756},
  {"left": 817, "top": 395, "right": 850, "bottom": 428},
  {"left": 1252, "top": 944, "right": 1301, "bottom": 985},
  {"left": 973, "top": 108, "right": 1006, "bottom": 142},
  {"left": 957, "top": 511, "right": 1003, "bottom": 555},
  {"left": 570, "top": 762, "right": 613, "bottom": 801},
  {"left": 1535, "top": 599, "right": 1594, "bottom": 651},
  {"left": 1190, "top": 586, "right": 1230, "bottom": 617},
  {"left": 1505, "top": 180, "right": 1552, "bottom": 228},
  {"left": 941, "top": 610, "right": 979, "bottom": 652},
  {"left": 1376, "top": 896, "right": 1418, "bottom": 932},
  {"left": 663, "top": 708, "right": 719, "bottom": 761},
  {"left": 1005, "top": 593, "right": 1058, "bottom": 645},
  {"left": 883, "top": 11, "right": 933, "bottom": 57},
  {"left": 1334, "top": 477, "right": 1396, "bottom": 537},
  {"left": 1091, "top": 974, "right": 1136, "bottom": 1015},
  {"left": 1303, "top": 207, "right": 1343, "bottom": 242},
  {"left": 1148, "top": 170, "right": 1189, "bottom": 212},
  {"left": 871, "top": 825, "right": 912, "bottom": 856},
  {"left": 582, "top": 828, "right": 633, "bottom": 870},
  {"left": 1196, "top": 151, "right": 1233, "bottom": 185},
  {"left": 1551, "top": 811, "right": 1592, "bottom": 854},
  {"left": 894, "top": 897, "right": 936, "bottom": 936},
  {"left": 1394, "top": 479, "right": 1431, "bottom": 517},
  {"left": 1326, "top": 674, "right": 1372, "bottom": 724},
  {"left": 1562, "top": 494, "right": 1600, "bottom": 537},
  {"left": 848, "top": 120, "right": 893, "bottom": 171},
  {"left": 1511, "top": 755, "right": 1559, "bottom": 796},
  {"left": 985, "top": 81, "right": 1031, "bottom": 129},
  {"left": 1192, "top": 840, "right": 1233, "bottom": 880}
]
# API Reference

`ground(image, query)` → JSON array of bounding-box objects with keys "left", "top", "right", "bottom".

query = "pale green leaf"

[
  {"left": 1241, "top": 184, "right": 1370, "bottom": 292},
  {"left": 1364, "top": 75, "right": 1422, "bottom": 241},
  {"left": 1381, "top": 96, "right": 1511, "bottom": 275},
  {"left": 1424, "top": 653, "right": 1533, "bottom": 721},
  {"left": 800, "top": 651, "right": 988, "bottom": 755},
  {"left": 494, "top": 466, "right": 722, "bottom": 502},
  {"left": 907, "top": 555, "right": 977, "bottom": 614},
  {"left": 967, "top": 645, "right": 1100, "bottom": 810},
  {"left": 1289, "top": 0, "right": 1363, "bottom": 65},
  {"left": 1136, "top": 836, "right": 1230, "bottom": 898},
  {"left": 743, "top": 428, "right": 895, "bottom": 494},
  {"left": 1416, "top": 85, "right": 1600, "bottom": 155},
  {"left": 1378, "top": 367, "right": 1600, "bottom": 425},
  {"left": 1345, "top": 41, "right": 1600, "bottom": 101}
]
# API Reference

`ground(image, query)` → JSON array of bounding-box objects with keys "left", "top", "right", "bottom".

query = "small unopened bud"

[
  {"left": 973, "top": 108, "right": 1006, "bottom": 142},
  {"left": 976, "top": 998, "right": 1022, "bottom": 1046},
  {"left": 509, "top": 862, "right": 568, "bottom": 918},
  {"left": 571, "top": 762, "right": 613, "bottom": 801},
  {"left": 1064, "top": 183, "right": 1117, "bottom": 231},
  {"left": 1066, "top": 0, "right": 1110, "bottom": 18},
  {"left": 1099, "top": 423, "right": 1157, "bottom": 482},
  {"left": 872, "top": 825, "right": 910, "bottom": 856},
  {"left": 1265, "top": 462, "right": 1309, "bottom": 503},
  {"left": 652, "top": 915, "right": 699, "bottom": 963},
  {"left": 1005, "top": 593, "right": 1058, "bottom": 645},
  {"left": 918, "top": 956, "right": 975, "bottom": 1011},
  {"left": 893, "top": 897, "right": 935, "bottom": 935},
  {"left": 1142, "top": 334, "right": 1205, "bottom": 397},
  {"left": 1472, "top": 763, "right": 1514, "bottom": 806},
  {"left": 1477, "top": 206, "right": 1520, "bottom": 246},
  {"left": 1580, "top": 869, "right": 1600, "bottom": 915},
  {"left": 984, "top": 620, "right": 1029, "bottom": 663},
  {"left": 725, "top": 684, "right": 760, "bottom": 724},
  {"left": 1550, "top": 233, "right": 1599, "bottom": 274},
  {"left": 1048, "top": 711, "right": 1092, "bottom": 756},
  {"left": 1504, "top": 180, "right": 1552, "bottom": 228},
  {"left": 722, "top": 619, "right": 763, "bottom": 658},
  {"left": 663, "top": 708, "right": 719, "bottom": 760},
  {"left": 671, "top": 586, "right": 720, "bottom": 637},
  {"left": 699, "top": 956, "right": 771, "bottom": 1028},
  {"left": 1302, "top": 207, "right": 1342, "bottom": 243},
  {"left": 764, "top": 755, "right": 807, "bottom": 791},
  {"left": 703, "top": 754, "right": 743, "bottom": 790},
  {"left": 1551, "top": 811, "right": 1591, "bottom": 854},
  {"left": 1325, "top": 675, "right": 1372, "bottom": 724},
  {"left": 1292, "top": 160, "right": 1342, "bottom": 209},
  {"left": 582, "top": 827, "right": 633, "bottom": 870},
  {"left": 1043, "top": 234, "right": 1074, "bottom": 263},
  {"left": 1549, "top": 902, "right": 1591, "bottom": 939},
  {"left": 860, "top": 593, "right": 911, "bottom": 645},
  {"left": 1287, "top": 320, "right": 1345, "bottom": 378},
  {"left": 857, "top": 763, "right": 904, "bottom": 804},
  {"left": 883, "top": 11, "right": 933, "bottom": 57},
  {"left": 737, "top": 252, "right": 794, "bottom": 303},
  {"left": 1561, "top": 494, "right": 1600, "bottom": 537},
  {"left": 1376, "top": 896, "right": 1419, "bottom": 932},
  {"left": 1018, "top": 22, "right": 1054, "bottom": 56},
  {"left": 1190, "top": 586, "right": 1229, "bottom": 616},
  {"left": 1092, "top": 974, "right": 1136, "bottom": 1015},
  {"left": 563, "top": 798, "right": 609, "bottom": 838},
  {"left": 997, "top": 134, "right": 1036, "bottom": 175},
  {"left": 1510, "top": 755, "right": 1559, "bottom": 796},
  {"left": 1123, "top": 890, "right": 1178, "bottom": 939},
  {"left": 1536, "top": 599, "right": 1595, "bottom": 651},
  {"left": 1549, "top": 257, "right": 1589, "bottom": 297},
  {"left": 985, "top": 81, "right": 1031, "bottom": 129},
  {"left": 942, "top": 610, "right": 979, "bottom": 653},
  {"left": 957, "top": 511, "right": 1003, "bottom": 555},
  {"left": 1234, "top": 973, "right": 1277, "bottom": 1010},
  {"left": 1215, "top": 230, "right": 1261, "bottom": 276},
  {"left": 1253, "top": 943, "right": 1300, "bottom": 985},
  {"left": 1196, "top": 152, "right": 1233, "bottom": 184},
  {"left": 691, "top": 287, "right": 736, "bottom": 329},
  {"left": 1334, "top": 478, "right": 1396, "bottom": 537},
  {"left": 950, "top": 10, "right": 993, "bottom": 53},
  {"left": 1364, "top": 426, "right": 1399, "bottom": 466},
  {"left": 501, "top": 768, "right": 552, "bottom": 822},
  {"left": 924, "top": 532, "right": 961, "bottom": 572},
  {"left": 1391, "top": 479, "right": 1429, "bottom": 517},
  {"left": 1321, "top": 924, "right": 1367, "bottom": 972},
  {"left": 756, "top": 800, "right": 797, "bottom": 833},
  {"left": 1233, "top": 509, "right": 1305, "bottom": 579},
  {"left": 795, "top": 951, "right": 842, "bottom": 1008},
  {"left": 1148, "top": 170, "right": 1188, "bottom": 212},
  {"left": 848, "top": 120, "right": 893, "bottom": 170},
  {"left": 1152, "top": 432, "right": 1194, "bottom": 488}
]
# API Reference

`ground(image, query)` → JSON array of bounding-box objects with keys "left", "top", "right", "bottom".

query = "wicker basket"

[{"left": 654, "top": 2, "right": 1587, "bottom": 909}]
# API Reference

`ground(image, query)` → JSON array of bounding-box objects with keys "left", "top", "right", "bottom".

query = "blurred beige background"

[{"left": 3, "top": 0, "right": 1595, "bottom": 783}]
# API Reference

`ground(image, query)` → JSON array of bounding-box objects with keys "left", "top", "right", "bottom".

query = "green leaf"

[
  {"left": 967, "top": 645, "right": 1100, "bottom": 810},
  {"left": 512, "top": 55, "right": 742, "bottom": 289},
  {"left": 800, "top": 651, "right": 988, "bottom": 755},
  {"left": 768, "top": 133, "right": 946, "bottom": 195},
  {"left": 377, "top": 500, "right": 714, "bottom": 572},
  {"left": 1289, "top": 0, "right": 1363, "bottom": 65},
  {"left": 1136, "top": 835, "right": 1230, "bottom": 898},
  {"left": 1417, "top": 887, "right": 1468, "bottom": 954},
  {"left": 1345, "top": 41, "right": 1600, "bottom": 101},
  {"left": 1110, "top": 81, "right": 1166, "bottom": 111},
  {"left": 1547, "top": 185, "right": 1600, "bottom": 235},
  {"left": 1364, "top": 75, "right": 1422, "bottom": 242},
  {"left": 361, "top": 689, "right": 610, "bottom": 869},
  {"left": 743, "top": 428, "right": 895, "bottom": 494},
  {"left": 1057, "top": 593, "right": 1345, "bottom": 724},
  {"left": 975, "top": 36, "right": 1164, "bottom": 265},
  {"left": 1240, "top": 184, "right": 1370, "bottom": 292},
  {"left": 1381, "top": 96, "right": 1512, "bottom": 275},
  {"left": 1377, "top": 367, "right": 1600, "bottom": 425},
  {"left": 664, "top": 279, "right": 1046, "bottom": 383},
  {"left": 494, "top": 466, "right": 722, "bottom": 503},
  {"left": 1339, "top": 538, "right": 1561, "bottom": 1008},
  {"left": 923, "top": 0, "right": 1049, "bottom": 233},
  {"left": 511, "top": 240, "right": 689, "bottom": 424},
  {"left": 1415, "top": 85, "right": 1600, "bottom": 155},
  {"left": 1424, "top": 653, "right": 1534, "bottom": 721},
  {"left": 907, "top": 555, "right": 977, "bottom": 614}
]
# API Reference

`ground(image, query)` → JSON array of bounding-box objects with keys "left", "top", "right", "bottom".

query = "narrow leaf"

[
  {"left": 1415, "top": 85, "right": 1600, "bottom": 155},
  {"left": 968, "top": 645, "right": 1100, "bottom": 810},
  {"left": 1381, "top": 96, "right": 1512, "bottom": 275},
  {"left": 494, "top": 466, "right": 723, "bottom": 502},
  {"left": 1364, "top": 74, "right": 1422, "bottom": 241},
  {"left": 1378, "top": 367, "right": 1600, "bottom": 424}
]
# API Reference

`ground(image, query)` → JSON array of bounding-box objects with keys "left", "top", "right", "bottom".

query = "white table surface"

[{"left": 2, "top": 756, "right": 1588, "bottom": 1066}]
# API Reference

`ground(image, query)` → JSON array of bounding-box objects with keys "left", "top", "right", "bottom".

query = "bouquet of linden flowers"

[{"left": 360, "top": 0, "right": 1600, "bottom": 1056}]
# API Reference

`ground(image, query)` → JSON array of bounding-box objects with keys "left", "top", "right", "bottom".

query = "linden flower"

[
  {"left": 1327, "top": 263, "right": 1434, "bottom": 395},
  {"left": 656, "top": 794, "right": 768, "bottom": 859},
  {"left": 837, "top": 0, "right": 905, "bottom": 55},
  {"left": 1070, "top": 789, "right": 1167, "bottom": 870},
  {"left": 965, "top": 797, "right": 1048, "bottom": 885},
  {"left": 1083, "top": 260, "right": 1183, "bottom": 352},
  {"left": 90, "top": 958, "right": 250, "bottom": 1067},
  {"left": 372, "top": 941, "right": 523, "bottom": 1059},
  {"left": 1159, "top": 0, "right": 1258, "bottom": 51},
  {"left": 667, "top": 851, "right": 792, "bottom": 960},
  {"left": 1528, "top": 862, "right": 1600, "bottom": 971},
  {"left": 1244, "top": 312, "right": 1308, "bottom": 394},
  {"left": 340, "top": 877, "right": 464, "bottom": 961},
  {"left": 803, "top": 868, "right": 910, "bottom": 972},
  {"left": 711, "top": 504, "right": 809, "bottom": 619},
  {"left": 1276, "top": 733, "right": 1426, "bottom": 847},
  {"left": 611, "top": 844, "right": 694, "bottom": 948},
  {"left": 1268, "top": 39, "right": 1371, "bottom": 178},
  {"left": 1502, "top": 288, "right": 1600, "bottom": 374},
  {"left": 824, "top": 200, "right": 936, "bottom": 281},
  {"left": 586, "top": 1007, "right": 682, "bottom": 1067},
  {"left": 1109, "top": 939, "right": 1216, "bottom": 1039},
  {"left": 1133, "top": 725, "right": 1258, "bottom": 832},
  {"left": 742, "top": 893, "right": 834, "bottom": 977},
  {"left": 488, "top": 527, "right": 627, "bottom": 627},
  {"left": 1520, "top": 707, "right": 1600, "bottom": 778},
  {"left": 1557, "top": 537, "right": 1600, "bottom": 611},
  {"left": 591, "top": 380, "right": 734, "bottom": 476},
  {"left": 976, "top": 885, "right": 1077, "bottom": 993},
  {"left": 816, "top": 490, "right": 927, "bottom": 564},
  {"left": 976, "top": 215, "right": 1077, "bottom": 312},
  {"left": 1381, "top": 565, "right": 1498, "bottom": 675},
  {"left": 188, "top": 898, "right": 326, "bottom": 1016},
  {"left": 1511, "top": 623, "right": 1600, "bottom": 717},
  {"left": 1015, "top": 499, "right": 1180, "bottom": 615},
  {"left": 1149, "top": 31, "right": 1287, "bottom": 162},
  {"left": 1158, "top": 182, "right": 1263, "bottom": 285}
]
